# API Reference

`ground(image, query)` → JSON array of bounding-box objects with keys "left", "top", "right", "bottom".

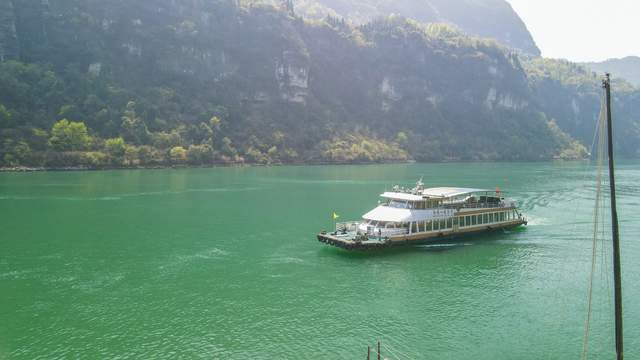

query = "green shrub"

[
  {"left": 187, "top": 144, "right": 214, "bottom": 164},
  {"left": 49, "top": 119, "right": 91, "bottom": 151},
  {"left": 169, "top": 146, "right": 188, "bottom": 164},
  {"left": 105, "top": 137, "right": 126, "bottom": 164}
]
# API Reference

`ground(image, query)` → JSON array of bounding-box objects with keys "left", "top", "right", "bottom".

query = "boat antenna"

[{"left": 604, "top": 73, "right": 623, "bottom": 360}]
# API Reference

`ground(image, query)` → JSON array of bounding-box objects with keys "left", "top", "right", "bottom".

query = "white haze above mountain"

[{"left": 507, "top": 0, "right": 639, "bottom": 62}]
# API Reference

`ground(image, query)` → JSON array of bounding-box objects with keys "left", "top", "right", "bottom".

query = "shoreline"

[
  {"left": 0, "top": 158, "right": 598, "bottom": 173},
  {"left": 0, "top": 161, "right": 412, "bottom": 172}
]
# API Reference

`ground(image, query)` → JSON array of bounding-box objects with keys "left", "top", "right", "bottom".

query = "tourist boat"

[{"left": 317, "top": 180, "right": 527, "bottom": 250}]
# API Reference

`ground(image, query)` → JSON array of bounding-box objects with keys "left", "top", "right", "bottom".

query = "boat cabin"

[
  {"left": 354, "top": 187, "right": 520, "bottom": 237},
  {"left": 319, "top": 182, "right": 527, "bottom": 250}
]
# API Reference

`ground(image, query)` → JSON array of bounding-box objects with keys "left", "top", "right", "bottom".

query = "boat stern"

[{"left": 317, "top": 231, "right": 391, "bottom": 251}]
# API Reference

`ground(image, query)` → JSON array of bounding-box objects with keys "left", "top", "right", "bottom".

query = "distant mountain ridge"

[
  {"left": 582, "top": 56, "right": 640, "bottom": 87},
  {"left": 292, "top": 0, "right": 541, "bottom": 55}
]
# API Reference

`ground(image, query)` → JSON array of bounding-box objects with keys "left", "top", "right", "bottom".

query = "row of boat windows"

[
  {"left": 410, "top": 218, "right": 454, "bottom": 232},
  {"left": 367, "top": 210, "right": 518, "bottom": 233},
  {"left": 409, "top": 210, "right": 517, "bottom": 232},
  {"left": 387, "top": 200, "right": 440, "bottom": 209},
  {"left": 366, "top": 210, "right": 518, "bottom": 234},
  {"left": 459, "top": 210, "right": 517, "bottom": 227},
  {"left": 386, "top": 196, "right": 502, "bottom": 210}
]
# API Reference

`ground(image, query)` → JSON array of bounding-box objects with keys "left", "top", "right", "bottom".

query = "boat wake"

[
  {"left": 157, "top": 247, "right": 230, "bottom": 275},
  {"left": 266, "top": 256, "right": 305, "bottom": 265},
  {"left": 415, "top": 243, "right": 473, "bottom": 252}
]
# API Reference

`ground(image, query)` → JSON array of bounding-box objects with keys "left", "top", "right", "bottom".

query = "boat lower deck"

[{"left": 317, "top": 219, "right": 527, "bottom": 251}]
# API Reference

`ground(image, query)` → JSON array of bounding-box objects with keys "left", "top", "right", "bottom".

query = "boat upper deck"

[
  {"left": 366, "top": 183, "right": 516, "bottom": 224},
  {"left": 380, "top": 186, "right": 510, "bottom": 209},
  {"left": 381, "top": 186, "right": 489, "bottom": 201}
]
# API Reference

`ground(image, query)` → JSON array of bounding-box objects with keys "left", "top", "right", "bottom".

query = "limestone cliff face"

[
  {"left": 379, "top": 77, "right": 402, "bottom": 111},
  {"left": 485, "top": 87, "right": 528, "bottom": 110},
  {"left": 276, "top": 50, "right": 309, "bottom": 104},
  {"left": 0, "top": 0, "right": 19, "bottom": 61}
]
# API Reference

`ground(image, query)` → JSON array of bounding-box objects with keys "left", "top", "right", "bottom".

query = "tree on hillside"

[
  {"left": 0, "top": 104, "right": 12, "bottom": 128},
  {"left": 170, "top": 146, "right": 188, "bottom": 164},
  {"left": 121, "top": 101, "right": 150, "bottom": 145},
  {"left": 210, "top": 116, "right": 221, "bottom": 130},
  {"left": 221, "top": 137, "right": 238, "bottom": 158},
  {"left": 49, "top": 119, "right": 91, "bottom": 151},
  {"left": 187, "top": 144, "right": 214, "bottom": 164},
  {"left": 105, "top": 137, "right": 126, "bottom": 164},
  {"left": 1, "top": 139, "right": 32, "bottom": 166},
  {"left": 186, "top": 122, "right": 213, "bottom": 145}
]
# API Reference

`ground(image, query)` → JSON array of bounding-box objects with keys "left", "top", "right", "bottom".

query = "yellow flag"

[{"left": 332, "top": 212, "right": 340, "bottom": 220}]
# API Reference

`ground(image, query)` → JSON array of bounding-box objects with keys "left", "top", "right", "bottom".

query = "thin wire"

[
  {"left": 564, "top": 102, "right": 605, "bottom": 247},
  {"left": 380, "top": 344, "right": 400, "bottom": 360},
  {"left": 581, "top": 91, "right": 607, "bottom": 360},
  {"left": 600, "top": 149, "right": 614, "bottom": 349},
  {"left": 381, "top": 343, "right": 409, "bottom": 360},
  {"left": 382, "top": 342, "right": 414, "bottom": 360},
  {"left": 600, "top": 176, "right": 612, "bottom": 305},
  {"left": 369, "top": 327, "right": 416, "bottom": 358},
  {"left": 368, "top": 334, "right": 415, "bottom": 360},
  {"left": 588, "top": 110, "right": 602, "bottom": 157}
]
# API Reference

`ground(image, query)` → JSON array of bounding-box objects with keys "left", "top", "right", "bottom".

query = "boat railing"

[
  {"left": 335, "top": 221, "right": 360, "bottom": 232},
  {"left": 447, "top": 201, "right": 513, "bottom": 210},
  {"left": 366, "top": 228, "right": 408, "bottom": 237},
  {"left": 381, "top": 201, "right": 516, "bottom": 211}
]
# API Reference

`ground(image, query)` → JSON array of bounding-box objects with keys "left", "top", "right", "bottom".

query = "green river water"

[{"left": 1, "top": 161, "right": 639, "bottom": 359}]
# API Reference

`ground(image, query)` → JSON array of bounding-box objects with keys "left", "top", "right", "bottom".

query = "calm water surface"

[{"left": 1, "top": 162, "right": 639, "bottom": 359}]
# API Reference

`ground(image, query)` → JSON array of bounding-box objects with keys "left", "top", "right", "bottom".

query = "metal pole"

[
  {"left": 604, "top": 73, "right": 623, "bottom": 360},
  {"left": 367, "top": 346, "right": 370, "bottom": 360},
  {"left": 377, "top": 341, "right": 381, "bottom": 360}
]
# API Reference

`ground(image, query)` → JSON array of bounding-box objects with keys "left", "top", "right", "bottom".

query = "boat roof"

[
  {"left": 362, "top": 207, "right": 423, "bottom": 222},
  {"left": 420, "top": 187, "right": 489, "bottom": 198},
  {"left": 381, "top": 187, "right": 489, "bottom": 201},
  {"left": 380, "top": 192, "right": 424, "bottom": 201}
]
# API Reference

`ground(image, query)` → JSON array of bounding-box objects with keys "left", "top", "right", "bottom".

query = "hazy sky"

[{"left": 507, "top": 0, "right": 639, "bottom": 62}]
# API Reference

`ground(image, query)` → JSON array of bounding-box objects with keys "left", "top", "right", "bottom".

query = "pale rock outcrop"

[
  {"left": 380, "top": 77, "right": 402, "bottom": 111},
  {"left": 275, "top": 50, "right": 309, "bottom": 104},
  {"left": 88, "top": 62, "right": 102, "bottom": 76},
  {"left": 485, "top": 86, "right": 528, "bottom": 110},
  {"left": 123, "top": 42, "right": 142, "bottom": 57},
  {"left": 571, "top": 98, "right": 580, "bottom": 116}
]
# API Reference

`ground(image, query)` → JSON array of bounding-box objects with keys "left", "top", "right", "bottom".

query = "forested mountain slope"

[
  {"left": 582, "top": 56, "right": 640, "bottom": 88},
  {"left": 524, "top": 58, "right": 640, "bottom": 157},
  {"left": 0, "top": 0, "right": 636, "bottom": 168},
  {"left": 290, "top": 0, "right": 541, "bottom": 55}
]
